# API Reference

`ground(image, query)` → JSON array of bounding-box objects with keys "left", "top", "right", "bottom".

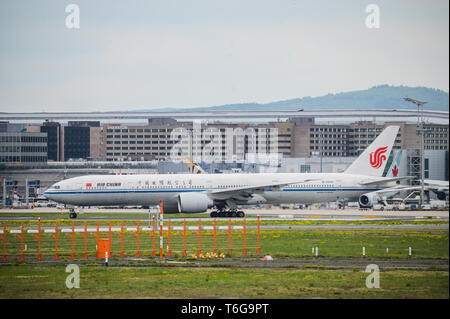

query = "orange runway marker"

[
  {"left": 206, "top": 219, "right": 217, "bottom": 255},
  {"left": 33, "top": 220, "right": 42, "bottom": 261},
  {"left": 182, "top": 219, "right": 187, "bottom": 256},
  {"left": 78, "top": 221, "right": 88, "bottom": 259},
  {"left": 115, "top": 220, "right": 124, "bottom": 258},
  {"left": 1, "top": 223, "right": 7, "bottom": 262},
  {"left": 16, "top": 223, "right": 24, "bottom": 261},
  {"left": 224, "top": 219, "right": 232, "bottom": 255},
  {"left": 66, "top": 220, "right": 76, "bottom": 259},
  {"left": 257, "top": 215, "right": 261, "bottom": 254},
  {"left": 150, "top": 216, "right": 156, "bottom": 257},
  {"left": 159, "top": 200, "right": 164, "bottom": 260},
  {"left": 133, "top": 220, "right": 141, "bottom": 257},
  {"left": 194, "top": 219, "right": 202, "bottom": 255},
  {"left": 213, "top": 219, "right": 217, "bottom": 255},
  {"left": 51, "top": 222, "right": 59, "bottom": 260},
  {"left": 92, "top": 221, "right": 100, "bottom": 239},
  {"left": 101, "top": 221, "right": 112, "bottom": 254},
  {"left": 240, "top": 218, "right": 247, "bottom": 255},
  {"left": 164, "top": 219, "right": 171, "bottom": 256}
]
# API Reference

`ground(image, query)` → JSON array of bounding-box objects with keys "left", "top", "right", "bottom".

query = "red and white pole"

[
  {"left": 152, "top": 216, "right": 156, "bottom": 257},
  {"left": 228, "top": 219, "right": 232, "bottom": 255},
  {"left": 134, "top": 220, "right": 141, "bottom": 257},
  {"left": 17, "top": 222, "right": 24, "bottom": 261},
  {"left": 51, "top": 222, "right": 59, "bottom": 260},
  {"left": 159, "top": 200, "right": 164, "bottom": 260},
  {"left": 120, "top": 220, "right": 124, "bottom": 257},
  {"left": 1, "top": 222, "right": 6, "bottom": 262},
  {"left": 242, "top": 218, "right": 247, "bottom": 255},
  {"left": 182, "top": 219, "right": 187, "bottom": 256},
  {"left": 213, "top": 218, "right": 217, "bottom": 255},
  {"left": 167, "top": 219, "right": 171, "bottom": 256},
  {"left": 81, "top": 221, "right": 88, "bottom": 259},
  {"left": 257, "top": 215, "right": 261, "bottom": 254},
  {"left": 117, "top": 220, "right": 124, "bottom": 258},
  {"left": 197, "top": 219, "right": 202, "bottom": 255},
  {"left": 70, "top": 221, "right": 75, "bottom": 259},
  {"left": 34, "top": 219, "right": 42, "bottom": 261}
]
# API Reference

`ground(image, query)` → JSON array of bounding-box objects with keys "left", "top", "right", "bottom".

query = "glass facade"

[
  {"left": 0, "top": 132, "right": 48, "bottom": 166},
  {"left": 64, "top": 126, "right": 90, "bottom": 160}
]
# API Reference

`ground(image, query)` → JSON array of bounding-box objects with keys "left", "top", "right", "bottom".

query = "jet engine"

[
  {"left": 177, "top": 193, "right": 213, "bottom": 213},
  {"left": 359, "top": 191, "right": 380, "bottom": 208},
  {"left": 435, "top": 190, "right": 448, "bottom": 201}
]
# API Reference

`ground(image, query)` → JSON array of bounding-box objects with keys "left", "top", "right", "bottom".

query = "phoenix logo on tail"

[{"left": 369, "top": 146, "right": 388, "bottom": 168}]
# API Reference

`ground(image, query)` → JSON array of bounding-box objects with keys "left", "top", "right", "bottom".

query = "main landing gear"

[{"left": 210, "top": 210, "right": 245, "bottom": 218}]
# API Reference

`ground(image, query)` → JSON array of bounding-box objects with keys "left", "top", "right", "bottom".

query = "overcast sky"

[{"left": 0, "top": 0, "right": 448, "bottom": 113}]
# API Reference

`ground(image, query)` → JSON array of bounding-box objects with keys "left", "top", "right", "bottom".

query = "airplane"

[
  {"left": 356, "top": 149, "right": 418, "bottom": 207},
  {"left": 359, "top": 150, "right": 449, "bottom": 206},
  {"left": 423, "top": 179, "right": 449, "bottom": 201},
  {"left": 44, "top": 126, "right": 411, "bottom": 218}
]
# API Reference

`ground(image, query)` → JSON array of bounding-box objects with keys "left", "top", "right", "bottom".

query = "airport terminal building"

[
  {"left": 0, "top": 110, "right": 448, "bottom": 204},
  {"left": 101, "top": 118, "right": 448, "bottom": 162}
]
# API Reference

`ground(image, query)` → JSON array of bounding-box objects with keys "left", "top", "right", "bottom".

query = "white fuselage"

[{"left": 44, "top": 173, "right": 391, "bottom": 211}]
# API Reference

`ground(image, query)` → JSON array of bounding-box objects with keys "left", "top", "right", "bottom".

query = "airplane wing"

[
  {"left": 369, "top": 182, "right": 448, "bottom": 203},
  {"left": 359, "top": 176, "right": 414, "bottom": 186},
  {"left": 372, "top": 185, "right": 423, "bottom": 196},
  {"left": 207, "top": 178, "right": 318, "bottom": 200},
  {"left": 422, "top": 181, "right": 449, "bottom": 199},
  {"left": 424, "top": 180, "right": 449, "bottom": 188},
  {"left": 368, "top": 184, "right": 448, "bottom": 199},
  {"left": 424, "top": 186, "right": 449, "bottom": 194}
]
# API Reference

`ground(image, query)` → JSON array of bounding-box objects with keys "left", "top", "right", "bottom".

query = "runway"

[{"left": 0, "top": 207, "right": 447, "bottom": 223}]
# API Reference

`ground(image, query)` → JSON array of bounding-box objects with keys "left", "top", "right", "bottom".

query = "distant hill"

[{"left": 134, "top": 85, "right": 449, "bottom": 112}]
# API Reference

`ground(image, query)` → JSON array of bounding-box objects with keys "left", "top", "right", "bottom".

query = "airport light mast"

[
  {"left": 189, "top": 128, "right": 193, "bottom": 174},
  {"left": 404, "top": 97, "right": 427, "bottom": 207}
]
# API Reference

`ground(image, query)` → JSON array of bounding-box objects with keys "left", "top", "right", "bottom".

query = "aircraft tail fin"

[
  {"left": 345, "top": 126, "right": 400, "bottom": 177},
  {"left": 185, "top": 158, "right": 206, "bottom": 174},
  {"left": 386, "top": 149, "right": 402, "bottom": 177}
]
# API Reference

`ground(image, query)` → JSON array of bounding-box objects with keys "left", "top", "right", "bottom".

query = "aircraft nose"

[{"left": 43, "top": 189, "right": 55, "bottom": 200}]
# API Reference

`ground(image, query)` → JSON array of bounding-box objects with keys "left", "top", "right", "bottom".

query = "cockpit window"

[{"left": 54, "top": 185, "right": 60, "bottom": 189}]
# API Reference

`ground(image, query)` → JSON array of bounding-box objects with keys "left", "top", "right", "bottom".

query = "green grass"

[
  {"left": 0, "top": 265, "right": 447, "bottom": 298},
  {"left": 1, "top": 223, "right": 448, "bottom": 299},
  {"left": 0, "top": 222, "right": 448, "bottom": 259},
  {"left": 0, "top": 214, "right": 447, "bottom": 229},
  {"left": 259, "top": 228, "right": 449, "bottom": 259}
]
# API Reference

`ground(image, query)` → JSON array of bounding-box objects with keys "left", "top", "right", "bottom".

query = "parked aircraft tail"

[
  {"left": 345, "top": 126, "right": 400, "bottom": 177},
  {"left": 386, "top": 149, "right": 402, "bottom": 177},
  {"left": 185, "top": 158, "right": 206, "bottom": 174}
]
